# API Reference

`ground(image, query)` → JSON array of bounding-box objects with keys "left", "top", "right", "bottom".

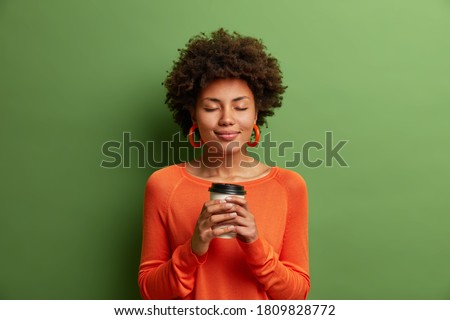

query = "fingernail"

[
  {"left": 229, "top": 212, "right": 237, "bottom": 217},
  {"left": 225, "top": 203, "right": 233, "bottom": 208},
  {"left": 225, "top": 196, "right": 232, "bottom": 201}
]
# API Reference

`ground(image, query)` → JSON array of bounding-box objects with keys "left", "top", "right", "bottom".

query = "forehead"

[{"left": 198, "top": 78, "right": 254, "bottom": 100}]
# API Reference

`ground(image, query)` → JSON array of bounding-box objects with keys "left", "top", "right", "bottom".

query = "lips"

[{"left": 215, "top": 131, "right": 240, "bottom": 141}]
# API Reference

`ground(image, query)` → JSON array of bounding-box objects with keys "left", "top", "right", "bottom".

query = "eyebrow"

[{"left": 201, "top": 96, "right": 251, "bottom": 103}]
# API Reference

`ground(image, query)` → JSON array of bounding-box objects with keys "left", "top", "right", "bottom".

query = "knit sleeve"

[
  {"left": 138, "top": 170, "right": 207, "bottom": 299},
  {"left": 238, "top": 170, "right": 310, "bottom": 299}
]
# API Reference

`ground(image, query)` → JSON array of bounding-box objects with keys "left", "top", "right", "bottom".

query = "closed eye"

[{"left": 203, "top": 107, "right": 219, "bottom": 112}]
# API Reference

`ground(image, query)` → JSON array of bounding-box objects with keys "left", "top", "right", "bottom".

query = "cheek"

[
  {"left": 242, "top": 115, "right": 256, "bottom": 129},
  {"left": 241, "top": 122, "right": 256, "bottom": 139},
  {"left": 196, "top": 113, "right": 215, "bottom": 128},
  {"left": 197, "top": 118, "right": 217, "bottom": 139}
]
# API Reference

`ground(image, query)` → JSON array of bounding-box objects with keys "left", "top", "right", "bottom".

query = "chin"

[{"left": 204, "top": 140, "right": 244, "bottom": 154}]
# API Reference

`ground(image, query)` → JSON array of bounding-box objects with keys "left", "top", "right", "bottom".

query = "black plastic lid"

[{"left": 208, "top": 183, "right": 246, "bottom": 195}]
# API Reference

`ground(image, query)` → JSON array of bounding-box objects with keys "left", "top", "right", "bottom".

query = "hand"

[
  {"left": 224, "top": 196, "right": 259, "bottom": 243},
  {"left": 191, "top": 199, "right": 238, "bottom": 256}
]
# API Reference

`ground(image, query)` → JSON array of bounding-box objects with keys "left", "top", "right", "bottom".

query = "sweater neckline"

[{"left": 176, "top": 162, "right": 279, "bottom": 187}]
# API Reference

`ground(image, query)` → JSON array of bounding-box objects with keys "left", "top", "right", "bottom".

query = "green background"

[{"left": 1, "top": 0, "right": 449, "bottom": 299}]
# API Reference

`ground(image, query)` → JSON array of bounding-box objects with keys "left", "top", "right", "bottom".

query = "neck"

[{"left": 196, "top": 146, "right": 258, "bottom": 180}]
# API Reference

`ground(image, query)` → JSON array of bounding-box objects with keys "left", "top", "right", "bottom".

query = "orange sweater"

[{"left": 138, "top": 163, "right": 310, "bottom": 299}]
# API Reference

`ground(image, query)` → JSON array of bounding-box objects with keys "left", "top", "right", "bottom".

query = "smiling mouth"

[{"left": 215, "top": 131, "right": 240, "bottom": 141}]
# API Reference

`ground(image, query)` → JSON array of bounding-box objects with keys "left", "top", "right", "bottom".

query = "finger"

[
  {"left": 225, "top": 196, "right": 248, "bottom": 209},
  {"left": 201, "top": 199, "right": 226, "bottom": 216},
  {"left": 229, "top": 203, "right": 252, "bottom": 218},
  {"left": 211, "top": 225, "right": 236, "bottom": 238},
  {"left": 231, "top": 215, "right": 252, "bottom": 227},
  {"left": 201, "top": 201, "right": 234, "bottom": 218},
  {"left": 209, "top": 212, "right": 237, "bottom": 226},
  {"left": 205, "top": 199, "right": 227, "bottom": 207}
]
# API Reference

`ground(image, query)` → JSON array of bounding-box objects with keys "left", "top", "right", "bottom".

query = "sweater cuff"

[
  {"left": 237, "top": 237, "right": 269, "bottom": 265},
  {"left": 175, "top": 240, "right": 208, "bottom": 272}
]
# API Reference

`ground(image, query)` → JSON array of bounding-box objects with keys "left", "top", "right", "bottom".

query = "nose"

[{"left": 218, "top": 106, "right": 235, "bottom": 126}]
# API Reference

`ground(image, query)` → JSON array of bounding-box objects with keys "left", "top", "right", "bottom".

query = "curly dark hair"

[{"left": 164, "top": 28, "right": 287, "bottom": 136}]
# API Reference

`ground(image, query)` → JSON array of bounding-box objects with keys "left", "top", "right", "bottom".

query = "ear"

[{"left": 188, "top": 107, "right": 196, "bottom": 124}]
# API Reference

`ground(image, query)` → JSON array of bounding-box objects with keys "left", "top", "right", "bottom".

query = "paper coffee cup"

[{"left": 209, "top": 183, "right": 246, "bottom": 239}]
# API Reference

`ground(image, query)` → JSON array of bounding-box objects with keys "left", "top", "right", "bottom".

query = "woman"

[{"left": 138, "top": 29, "right": 309, "bottom": 299}]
